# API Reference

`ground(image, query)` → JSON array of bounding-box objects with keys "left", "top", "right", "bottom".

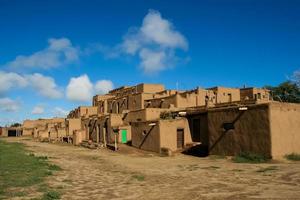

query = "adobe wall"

[
  {"left": 37, "top": 129, "right": 49, "bottom": 139},
  {"left": 159, "top": 118, "right": 192, "bottom": 152},
  {"left": 146, "top": 89, "right": 216, "bottom": 109},
  {"left": 1, "top": 128, "right": 8, "bottom": 137},
  {"left": 211, "top": 87, "right": 240, "bottom": 104},
  {"left": 131, "top": 121, "right": 161, "bottom": 152},
  {"left": 207, "top": 104, "right": 271, "bottom": 156},
  {"left": 73, "top": 130, "right": 85, "bottom": 145},
  {"left": 146, "top": 94, "right": 177, "bottom": 109},
  {"left": 87, "top": 114, "right": 125, "bottom": 144},
  {"left": 269, "top": 102, "right": 300, "bottom": 158},
  {"left": 136, "top": 83, "right": 165, "bottom": 93},
  {"left": 67, "top": 118, "right": 81, "bottom": 136},
  {"left": 240, "top": 88, "right": 270, "bottom": 102},
  {"left": 23, "top": 118, "right": 65, "bottom": 136},
  {"left": 57, "top": 128, "right": 67, "bottom": 138},
  {"left": 128, "top": 93, "right": 154, "bottom": 111},
  {"left": 124, "top": 108, "right": 167, "bottom": 123},
  {"left": 79, "top": 106, "right": 98, "bottom": 117}
]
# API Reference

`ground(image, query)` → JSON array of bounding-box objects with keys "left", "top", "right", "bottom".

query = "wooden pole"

[
  {"left": 103, "top": 127, "right": 107, "bottom": 147},
  {"left": 114, "top": 133, "right": 118, "bottom": 151}
]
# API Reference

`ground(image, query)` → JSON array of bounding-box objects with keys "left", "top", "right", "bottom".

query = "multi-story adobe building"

[{"left": 17, "top": 83, "right": 300, "bottom": 159}]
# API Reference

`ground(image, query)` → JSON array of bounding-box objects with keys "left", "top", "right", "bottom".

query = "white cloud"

[
  {"left": 31, "top": 105, "right": 44, "bottom": 114},
  {"left": 5, "top": 38, "right": 79, "bottom": 70},
  {"left": 140, "top": 10, "right": 187, "bottom": 49},
  {"left": 26, "top": 73, "right": 63, "bottom": 99},
  {"left": 53, "top": 107, "right": 68, "bottom": 117},
  {"left": 0, "top": 98, "right": 20, "bottom": 112},
  {"left": 139, "top": 48, "right": 167, "bottom": 74},
  {"left": 66, "top": 74, "right": 94, "bottom": 102},
  {"left": 94, "top": 80, "right": 114, "bottom": 94},
  {"left": 0, "top": 71, "right": 28, "bottom": 94},
  {"left": 120, "top": 10, "right": 188, "bottom": 74},
  {"left": 66, "top": 74, "right": 114, "bottom": 102},
  {"left": 0, "top": 71, "right": 62, "bottom": 99}
]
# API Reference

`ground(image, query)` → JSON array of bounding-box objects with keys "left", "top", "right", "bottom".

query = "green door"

[{"left": 121, "top": 130, "right": 127, "bottom": 143}]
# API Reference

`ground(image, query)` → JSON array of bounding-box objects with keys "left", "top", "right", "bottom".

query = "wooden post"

[
  {"left": 103, "top": 127, "right": 107, "bottom": 147},
  {"left": 86, "top": 125, "right": 89, "bottom": 141},
  {"left": 96, "top": 125, "right": 99, "bottom": 143},
  {"left": 114, "top": 133, "right": 118, "bottom": 151}
]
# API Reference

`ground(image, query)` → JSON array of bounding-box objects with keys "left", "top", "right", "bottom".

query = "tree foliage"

[
  {"left": 10, "top": 123, "right": 22, "bottom": 127},
  {"left": 266, "top": 81, "right": 300, "bottom": 103}
]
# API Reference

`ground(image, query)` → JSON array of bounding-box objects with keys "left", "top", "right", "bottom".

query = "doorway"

[
  {"left": 121, "top": 129, "right": 127, "bottom": 143},
  {"left": 8, "top": 130, "right": 17, "bottom": 137},
  {"left": 186, "top": 113, "right": 209, "bottom": 156},
  {"left": 177, "top": 129, "right": 184, "bottom": 149}
]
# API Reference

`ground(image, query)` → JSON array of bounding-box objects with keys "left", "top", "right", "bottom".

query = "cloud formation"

[
  {"left": 31, "top": 105, "right": 44, "bottom": 114},
  {"left": 0, "top": 98, "right": 20, "bottom": 112},
  {"left": 5, "top": 38, "right": 79, "bottom": 71},
  {"left": 120, "top": 10, "right": 188, "bottom": 74},
  {"left": 0, "top": 71, "right": 28, "bottom": 94},
  {"left": 0, "top": 71, "right": 62, "bottom": 99},
  {"left": 66, "top": 74, "right": 114, "bottom": 102},
  {"left": 94, "top": 80, "right": 114, "bottom": 94},
  {"left": 66, "top": 74, "right": 94, "bottom": 102},
  {"left": 26, "top": 73, "right": 63, "bottom": 99}
]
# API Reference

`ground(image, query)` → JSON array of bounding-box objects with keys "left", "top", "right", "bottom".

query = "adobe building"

[
  {"left": 19, "top": 83, "right": 300, "bottom": 159},
  {"left": 186, "top": 102, "right": 300, "bottom": 158},
  {"left": 22, "top": 118, "right": 65, "bottom": 140},
  {"left": 0, "top": 126, "right": 23, "bottom": 137},
  {"left": 67, "top": 106, "right": 98, "bottom": 118}
]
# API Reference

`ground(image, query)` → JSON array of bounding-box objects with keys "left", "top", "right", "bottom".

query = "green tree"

[
  {"left": 266, "top": 81, "right": 300, "bottom": 103},
  {"left": 10, "top": 123, "right": 22, "bottom": 127}
]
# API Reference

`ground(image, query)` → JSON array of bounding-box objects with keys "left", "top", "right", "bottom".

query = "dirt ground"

[{"left": 3, "top": 137, "right": 300, "bottom": 200}]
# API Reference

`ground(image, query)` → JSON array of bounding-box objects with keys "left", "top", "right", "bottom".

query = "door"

[
  {"left": 121, "top": 129, "right": 127, "bottom": 143},
  {"left": 177, "top": 129, "right": 184, "bottom": 149}
]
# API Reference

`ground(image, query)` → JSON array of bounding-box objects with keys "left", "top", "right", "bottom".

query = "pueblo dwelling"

[{"left": 2, "top": 83, "right": 300, "bottom": 159}]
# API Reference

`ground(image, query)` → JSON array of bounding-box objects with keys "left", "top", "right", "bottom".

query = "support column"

[
  {"left": 103, "top": 127, "right": 107, "bottom": 147},
  {"left": 96, "top": 124, "right": 99, "bottom": 143}
]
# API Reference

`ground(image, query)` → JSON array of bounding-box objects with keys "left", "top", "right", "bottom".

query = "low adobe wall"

[
  {"left": 124, "top": 108, "right": 167, "bottom": 123},
  {"left": 67, "top": 118, "right": 81, "bottom": 136},
  {"left": 269, "top": 102, "right": 300, "bottom": 158},
  {"left": 131, "top": 118, "right": 192, "bottom": 153},
  {"left": 207, "top": 104, "right": 271, "bottom": 156},
  {"left": 159, "top": 118, "right": 192, "bottom": 152},
  {"left": 131, "top": 121, "right": 160, "bottom": 152}
]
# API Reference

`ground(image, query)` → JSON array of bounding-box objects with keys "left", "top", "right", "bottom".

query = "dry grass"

[{"left": 2, "top": 137, "right": 300, "bottom": 199}]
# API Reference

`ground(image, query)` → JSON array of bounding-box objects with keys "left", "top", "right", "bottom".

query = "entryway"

[{"left": 121, "top": 129, "right": 127, "bottom": 143}]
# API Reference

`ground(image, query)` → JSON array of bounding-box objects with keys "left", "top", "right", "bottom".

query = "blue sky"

[{"left": 0, "top": 0, "right": 299, "bottom": 125}]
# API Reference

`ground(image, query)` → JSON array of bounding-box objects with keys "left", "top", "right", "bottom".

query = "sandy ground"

[{"left": 3, "top": 137, "right": 300, "bottom": 200}]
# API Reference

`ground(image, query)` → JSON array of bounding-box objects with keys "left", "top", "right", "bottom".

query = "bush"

[
  {"left": 42, "top": 190, "right": 61, "bottom": 200},
  {"left": 48, "top": 164, "right": 62, "bottom": 171},
  {"left": 131, "top": 174, "right": 145, "bottom": 181},
  {"left": 232, "top": 152, "right": 269, "bottom": 163},
  {"left": 285, "top": 153, "right": 300, "bottom": 161}
]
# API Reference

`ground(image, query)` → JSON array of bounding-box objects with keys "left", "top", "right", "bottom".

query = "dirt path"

[{"left": 4, "top": 137, "right": 300, "bottom": 200}]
